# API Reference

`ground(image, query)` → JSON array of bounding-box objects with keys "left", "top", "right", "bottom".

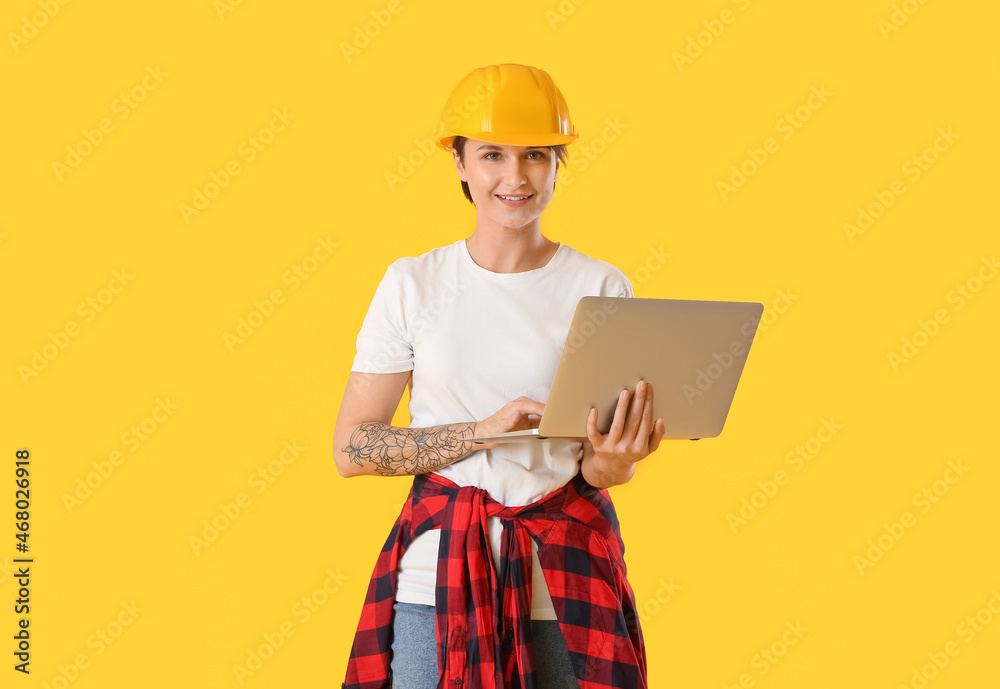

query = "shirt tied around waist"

[{"left": 342, "top": 470, "right": 647, "bottom": 689}]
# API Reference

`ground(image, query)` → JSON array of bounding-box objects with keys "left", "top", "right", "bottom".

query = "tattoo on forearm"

[{"left": 343, "top": 422, "right": 478, "bottom": 476}]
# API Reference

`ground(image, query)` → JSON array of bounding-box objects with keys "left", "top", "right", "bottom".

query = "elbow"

[
  {"left": 333, "top": 419, "right": 363, "bottom": 478},
  {"left": 334, "top": 453, "right": 360, "bottom": 478},
  {"left": 332, "top": 439, "right": 361, "bottom": 478},
  {"left": 335, "top": 456, "right": 357, "bottom": 478}
]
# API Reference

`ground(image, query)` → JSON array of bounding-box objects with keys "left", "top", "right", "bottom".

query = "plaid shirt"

[{"left": 342, "top": 469, "right": 647, "bottom": 689}]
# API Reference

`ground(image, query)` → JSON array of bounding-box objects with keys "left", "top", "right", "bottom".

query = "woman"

[{"left": 336, "top": 63, "right": 664, "bottom": 689}]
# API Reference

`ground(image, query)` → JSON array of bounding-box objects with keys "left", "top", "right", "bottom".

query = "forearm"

[
  {"left": 580, "top": 442, "right": 636, "bottom": 489},
  {"left": 339, "top": 421, "right": 479, "bottom": 477}
]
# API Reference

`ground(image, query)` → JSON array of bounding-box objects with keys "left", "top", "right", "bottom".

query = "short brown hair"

[{"left": 452, "top": 136, "right": 568, "bottom": 205}]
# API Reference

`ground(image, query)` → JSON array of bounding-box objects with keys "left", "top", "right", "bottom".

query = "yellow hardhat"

[{"left": 435, "top": 63, "right": 578, "bottom": 152}]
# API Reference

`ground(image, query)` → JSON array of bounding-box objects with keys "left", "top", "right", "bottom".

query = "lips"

[{"left": 496, "top": 194, "right": 533, "bottom": 206}]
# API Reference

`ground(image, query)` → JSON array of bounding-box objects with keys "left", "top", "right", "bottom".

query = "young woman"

[{"left": 336, "top": 63, "right": 664, "bottom": 689}]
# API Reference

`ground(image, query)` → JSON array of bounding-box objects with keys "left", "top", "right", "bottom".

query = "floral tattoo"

[{"left": 343, "top": 422, "right": 478, "bottom": 476}]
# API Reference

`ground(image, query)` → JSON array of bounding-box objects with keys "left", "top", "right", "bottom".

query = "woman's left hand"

[{"left": 581, "top": 379, "right": 665, "bottom": 488}]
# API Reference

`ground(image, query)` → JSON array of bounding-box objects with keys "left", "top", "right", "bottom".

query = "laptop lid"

[{"left": 531, "top": 296, "right": 763, "bottom": 440}]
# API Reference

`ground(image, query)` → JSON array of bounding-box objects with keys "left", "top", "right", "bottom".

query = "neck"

[{"left": 466, "top": 224, "right": 559, "bottom": 273}]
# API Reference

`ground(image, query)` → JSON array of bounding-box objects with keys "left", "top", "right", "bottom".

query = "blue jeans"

[{"left": 390, "top": 601, "right": 578, "bottom": 688}]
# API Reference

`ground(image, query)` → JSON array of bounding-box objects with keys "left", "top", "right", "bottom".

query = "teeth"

[{"left": 498, "top": 195, "right": 530, "bottom": 201}]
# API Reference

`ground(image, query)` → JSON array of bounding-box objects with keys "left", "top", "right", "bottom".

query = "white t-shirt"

[{"left": 351, "top": 238, "right": 632, "bottom": 619}]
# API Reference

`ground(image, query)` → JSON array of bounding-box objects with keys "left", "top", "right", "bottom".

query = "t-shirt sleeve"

[
  {"left": 606, "top": 265, "right": 632, "bottom": 298},
  {"left": 617, "top": 274, "right": 634, "bottom": 298},
  {"left": 351, "top": 264, "right": 414, "bottom": 374}
]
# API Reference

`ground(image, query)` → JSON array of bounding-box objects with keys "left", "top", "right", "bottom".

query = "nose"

[{"left": 504, "top": 157, "right": 527, "bottom": 188}]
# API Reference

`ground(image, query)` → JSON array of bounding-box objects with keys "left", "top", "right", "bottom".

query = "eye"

[
  {"left": 483, "top": 151, "right": 502, "bottom": 160},
  {"left": 527, "top": 150, "right": 546, "bottom": 159}
]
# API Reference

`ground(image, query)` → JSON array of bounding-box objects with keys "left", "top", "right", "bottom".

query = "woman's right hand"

[{"left": 471, "top": 396, "right": 546, "bottom": 449}]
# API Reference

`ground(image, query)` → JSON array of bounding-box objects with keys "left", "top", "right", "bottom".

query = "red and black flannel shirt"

[{"left": 342, "top": 469, "right": 647, "bottom": 689}]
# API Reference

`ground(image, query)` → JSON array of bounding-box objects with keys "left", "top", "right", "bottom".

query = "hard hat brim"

[{"left": 438, "top": 131, "right": 579, "bottom": 152}]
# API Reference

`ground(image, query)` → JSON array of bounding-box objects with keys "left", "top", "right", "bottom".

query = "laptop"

[{"left": 470, "top": 297, "right": 764, "bottom": 442}]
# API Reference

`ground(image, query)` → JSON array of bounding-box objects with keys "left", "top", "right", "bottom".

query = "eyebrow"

[{"left": 475, "top": 144, "right": 548, "bottom": 152}]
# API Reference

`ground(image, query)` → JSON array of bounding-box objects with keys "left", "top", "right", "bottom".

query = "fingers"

[
  {"left": 637, "top": 383, "right": 664, "bottom": 454},
  {"left": 585, "top": 384, "right": 665, "bottom": 483},
  {"left": 509, "top": 397, "right": 544, "bottom": 432},
  {"left": 635, "top": 380, "right": 655, "bottom": 445},
  {"left": 478, "top": 396, "right": 548, "bottom": 438},
  {"left": 512, "top": 396, "right": 546, "bottom": 417},
  {"left": 648, "top": 417, "right": 665, "bottom": 454},
  {"left": 619, "top": 381, "right": 663, "bottom": 457},
  {"left": 606, "top": 388, "right": 630, "bottom": 445},
  {"left": 622, "top": 379, "right": 648, "bottom": 441},
  {"left": 603, "top": 382, "right": 655, "bottom": 446},
  {"left": 586, "top": 407, "right": 601, "bottom": 446}
]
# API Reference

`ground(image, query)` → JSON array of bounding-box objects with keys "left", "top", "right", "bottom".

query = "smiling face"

[{"left": 453, "top": 139, "right": 559, "bottom": 231}]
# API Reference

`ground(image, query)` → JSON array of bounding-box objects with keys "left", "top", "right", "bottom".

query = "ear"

[{"left": 453, "top": 150, "right": 467, "bottom": 182}]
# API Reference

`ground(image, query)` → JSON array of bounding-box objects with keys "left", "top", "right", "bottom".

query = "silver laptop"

[{"left": 471, "top": 297, "right": 763, "bottom": 442}]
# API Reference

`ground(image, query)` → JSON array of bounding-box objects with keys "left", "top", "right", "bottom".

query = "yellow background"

[{"left": 2, "top": 0, "right": 998, "bottom": 687}]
